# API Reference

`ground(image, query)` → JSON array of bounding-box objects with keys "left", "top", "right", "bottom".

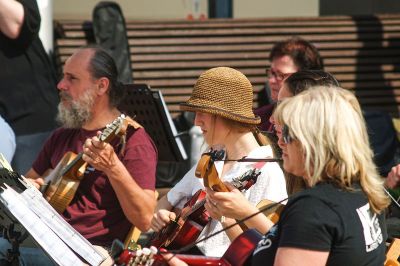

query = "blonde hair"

[
  {"left": 274, "top": 86, "right": 389, "bottom": 213},
  {"left": 219, "top": 116, "right": 272, "bottom": 147}
]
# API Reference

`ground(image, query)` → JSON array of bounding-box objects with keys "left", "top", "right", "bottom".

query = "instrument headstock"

[
  {"left": 98, "top": 114, "right": 129, "bottom": 143},
  {"left": 231, "top": 168, "right": 261, "bottom": 191},
  {"left": 195, "top": 149, "right": 262, "bottom": 192},
  {"left": 116, "top": 246, "right": 159, "bottom": 266},
  {"left": 195, "top": 148, "right": 228, "bottom": 192}
]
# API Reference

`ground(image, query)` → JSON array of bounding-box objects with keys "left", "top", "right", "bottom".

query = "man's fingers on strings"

[
  {"left": 91, "top": 136, "right": 108, "bottom": 150},
  {"left": 91, "top": 139, "right": 102, "bottom": 149},
  {"left": 83, "top": 138, "right": 92, "bottom": 149}
]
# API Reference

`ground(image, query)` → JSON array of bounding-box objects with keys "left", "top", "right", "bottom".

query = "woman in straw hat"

[{"left": 151, "top": 67, "right": 287, "bottom": 257}]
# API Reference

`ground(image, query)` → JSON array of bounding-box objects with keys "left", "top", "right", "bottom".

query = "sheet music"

[
  {"left": 0, "top": 153, "right": 12, "bottom": 171},
  {"left": 0, "top": 160, "right": 106, "bottom": 266},
  {"left": 0, "top": 185, "right": 83, "bottom": 266},
  {"left": 19, "top": 178, "right": 106, "bottom": 266}
]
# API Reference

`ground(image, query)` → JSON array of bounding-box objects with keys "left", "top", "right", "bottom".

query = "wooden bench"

[{"left": 54, "top": 14, "right": 400, "bottom": 118}]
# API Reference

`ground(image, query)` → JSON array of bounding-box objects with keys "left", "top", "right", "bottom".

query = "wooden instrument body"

[
  {"left": 42, "top": 115, "right": 130, "bottom": 213},
  {"left": 43, "top": 151, "right": 87, "bottom": 213}
]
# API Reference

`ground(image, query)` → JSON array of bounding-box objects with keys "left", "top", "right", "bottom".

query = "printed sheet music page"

[{"left": 0, "top": 168, "right": 106, "bottom": 266}]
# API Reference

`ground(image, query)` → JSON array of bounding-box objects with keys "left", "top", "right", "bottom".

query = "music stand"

[
  {"left": 118, "top": 84, "right": 188, "bottom": 162},
  {"left": 0, "top": 169, "right": 34, "bottom": 264},
  {"left": 0, "top": 205, "right": 29, "bottom": 265}
]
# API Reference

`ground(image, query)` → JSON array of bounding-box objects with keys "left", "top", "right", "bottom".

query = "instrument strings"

[
  {"left": 164, "top": 197, "right": 288, "bottom": 256},
  {"left": 384, "top": 187, "right": 400, "bottom": 209},
  {"left": 217, "top": 157, "right": 282, "bottom": 163}
]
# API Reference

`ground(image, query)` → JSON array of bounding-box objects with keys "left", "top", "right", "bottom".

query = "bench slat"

[{"left": 54, "top": 15, "right": 400, "bottom": 117}]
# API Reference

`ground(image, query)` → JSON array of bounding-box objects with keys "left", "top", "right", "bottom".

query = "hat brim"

[{"left": 180, "top": 102, "right": 261, "bottom": 125}]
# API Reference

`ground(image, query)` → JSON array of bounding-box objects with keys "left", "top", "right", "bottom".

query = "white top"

[
  {"left": 0, "top": 116, "right": 16, "bottom": 163},
  {"left": 167, "top": 145, "right": 287, "bottom": 257}
]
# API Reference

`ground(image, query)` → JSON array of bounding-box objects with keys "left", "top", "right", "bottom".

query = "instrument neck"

[{"left": 60, "top": 152, "right": 84, "bottom": 177}]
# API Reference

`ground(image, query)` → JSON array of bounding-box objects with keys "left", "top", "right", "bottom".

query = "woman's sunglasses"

[{"left": 282, "top": 124, "right": 293, "bottom": 144}]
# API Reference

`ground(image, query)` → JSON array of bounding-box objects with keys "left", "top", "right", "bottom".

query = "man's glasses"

[
  {"left": 266, "top": 68, "right": 292, "bottom": 82},
  {"left": 282, "top": 124, "right": 293, "bottom": 144}
]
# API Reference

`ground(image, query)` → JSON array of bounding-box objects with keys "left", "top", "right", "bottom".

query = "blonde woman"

[
  {"left": 248, "top": 86, "right": 390, "bottom": 265},
  {"left": 150, "top": 67, "right": 287, "bottom": 257}
]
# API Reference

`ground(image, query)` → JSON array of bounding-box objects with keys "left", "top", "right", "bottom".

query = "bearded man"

[{"left": 17, "top": 47, "right": 157, "bottom": 264}]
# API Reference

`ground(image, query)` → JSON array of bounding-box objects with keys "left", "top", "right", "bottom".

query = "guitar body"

[
  {"left": 116, "top": 228, "right": 262, "bottom": 266},
  {"left": 151, "top": 190, "right": 210, "bottom": 249},
  {"left": 43, "top": 151, "right": 87, "bottom": 213},
  {"left": 41, "top": 114, "right": 131, "bottom": 214}
]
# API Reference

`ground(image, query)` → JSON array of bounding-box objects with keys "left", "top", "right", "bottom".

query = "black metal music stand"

[
  {"left": 0, "top": 207, "right": 29, "bottom": 265},
  {"left": 118, "top": 84, "right": 188, "bottom": 162},
  {"left": 0, "top": 169, "right": 30, "bottom": 265}
]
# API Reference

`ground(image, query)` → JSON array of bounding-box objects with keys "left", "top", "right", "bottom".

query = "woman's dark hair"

[
  {"left": 87, "top": 47, "right": 125, "bottom": 107},
  {"left": 284, "top": 70, "right": 340, "bottom": 96},
  {"left": 278, "top": 70, "right": 339, "bottom": 195},
  {"left": 270, "top": 37, "right": 324, "bottom": 71}
]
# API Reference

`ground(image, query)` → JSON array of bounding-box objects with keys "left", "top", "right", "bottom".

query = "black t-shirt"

[
  {"left": 251, "top": 182, "right": 387, "bottom": 266},
  {"left": 0, "top": 0, "right": 58, "bottom": 135}
]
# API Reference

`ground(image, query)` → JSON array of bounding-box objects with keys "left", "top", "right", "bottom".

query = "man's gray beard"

[{"left": 56, "top": 89, "right": 96, "bottom": 128}]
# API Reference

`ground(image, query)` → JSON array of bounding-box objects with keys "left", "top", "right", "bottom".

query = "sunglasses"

[{"left": 282, "top": 124, "right": 293, "bottom": 144}]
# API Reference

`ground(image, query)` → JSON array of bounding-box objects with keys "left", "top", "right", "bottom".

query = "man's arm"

[
  {"left": 0, "top": 0, "right": 24, "bottom": 39},
  {"left": 83, "top": 136, "right": 156, "bottom": 232},
  {"left": 103, "top": 160, "right": 156, "bottom": 231}
]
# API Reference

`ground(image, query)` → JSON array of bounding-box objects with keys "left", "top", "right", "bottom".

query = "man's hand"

[
  {"left": 27, "top": 177, "right": 44, "bottom": 190},
  {"left": 82, "top": 132, "right": 119, "bottom": 174}
]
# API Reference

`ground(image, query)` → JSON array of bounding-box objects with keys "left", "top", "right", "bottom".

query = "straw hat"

[{"left": 180, "top": 67, "right": 260, "bottom": 125}]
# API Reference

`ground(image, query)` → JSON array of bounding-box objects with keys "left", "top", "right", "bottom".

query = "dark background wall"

[{"left": 320, "top": 0, "right": 400, "bottom": 15}]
